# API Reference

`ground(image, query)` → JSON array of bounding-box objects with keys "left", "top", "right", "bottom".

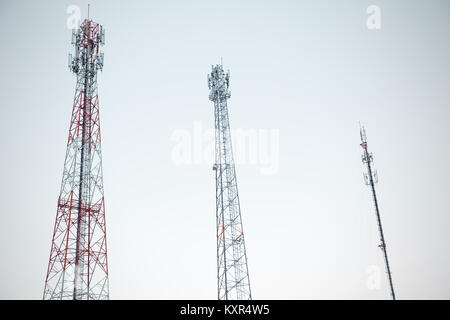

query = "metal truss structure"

[
  {"left": 360, "top": 125, "right": 396, "bottom": 300},
  {"left": 43, "top": 17, "right": 109, "bottom": 300},
  {"left": 208, "top": 64, "right": 252, "bottom": 300}
]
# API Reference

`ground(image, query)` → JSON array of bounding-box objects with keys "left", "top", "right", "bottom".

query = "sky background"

[{"left": 0, "top": 0, "right": 449, "bottom": 299}]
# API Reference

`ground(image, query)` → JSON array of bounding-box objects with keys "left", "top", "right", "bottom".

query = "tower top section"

[
  {"left": 69, "top": 18, "right": 105, "bottom": 74},
  {"left": 359, "top": 122, "right": 368, "bottom": 144},
  {"left": 208, "top": 64, "right": 231, "bottom": 102}
]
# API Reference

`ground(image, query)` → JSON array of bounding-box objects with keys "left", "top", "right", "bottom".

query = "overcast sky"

[{"left": 0, "top": 0, "right": 449, "bottom": 299}]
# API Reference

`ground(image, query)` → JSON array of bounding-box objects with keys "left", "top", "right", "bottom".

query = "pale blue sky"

[{"left": 0, "top": 0, "right": 449, "bottom": 299}]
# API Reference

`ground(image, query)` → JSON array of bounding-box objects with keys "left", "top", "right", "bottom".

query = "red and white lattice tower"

[
  {"left": 43, "top": 17, "right": 109, "bottom": 300},
  {"left": 208, "top": 64, "right": 252, "bottom": 300}
]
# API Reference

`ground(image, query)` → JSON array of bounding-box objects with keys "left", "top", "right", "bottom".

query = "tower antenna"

[
  {"left": 43, "top": 15, "right": 109, "bottom": 300},
  {"left": 208, "top": 63, "right": 252, "bottom": 300},
  {"left": 360, "top": 125, "right": 396, "bottom": 300}
]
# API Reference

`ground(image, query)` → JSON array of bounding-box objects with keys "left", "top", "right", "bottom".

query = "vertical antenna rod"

[
  {"left": 360, "top": 125, "right": 396, "bottom": 300},
  {"left": 43, "top": 15, "right": 108, "bottom": 300},
  {"left": 208, "top": 63, "right": 252, "bottom": 300}
]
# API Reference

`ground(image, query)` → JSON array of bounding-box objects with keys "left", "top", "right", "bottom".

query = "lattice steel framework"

[
  {"left": 208, "top": 64, "right": 252, "bottom": 300},
  {"left": 360, "top": 125, "right": 396, "bottom": 300},
  {"left": 43, "top": 18, "right": 109, "bottom": 300}
]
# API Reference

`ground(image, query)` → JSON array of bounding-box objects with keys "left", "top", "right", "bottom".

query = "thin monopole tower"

[
  {"left": 43, "top": 15, "right": 109, "bottom": 300},
  {"left": 360, "top": 124, "right": 396, "bottom": 300},
  {"left": 208, "top": 63, "right": 252, "bottom": 300}
]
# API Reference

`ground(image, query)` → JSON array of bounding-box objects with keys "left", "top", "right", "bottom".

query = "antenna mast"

[
  {"left": 360, "top": 125, "right": 396, "bottom": 300},
  {"left": 208, "top": 63, "right": 252, "bottom": 300},
  {"left": 43, "top": 15, "right": 108, "bottom": 300}
]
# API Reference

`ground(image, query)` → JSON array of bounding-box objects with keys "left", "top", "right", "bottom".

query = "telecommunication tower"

[
  {"left": 43, "top": 16, "right": 109, "bottom": 300},
  {"left": 360, "top": 125, "right": 396, "bottom": 300},
  {"left": 208, "top": 64, "right": 252, "bottom": 300}
]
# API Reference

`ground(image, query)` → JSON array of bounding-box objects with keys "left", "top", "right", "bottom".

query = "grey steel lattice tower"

[
  {"left": 43, "top": 17, "right": 109, "bottom": 300},
  {"left": 208, "top": 64, "right": 252, "bottom": 300},
  {"left": 360, "top": 125, "right": 396, "bottom": 300}
]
